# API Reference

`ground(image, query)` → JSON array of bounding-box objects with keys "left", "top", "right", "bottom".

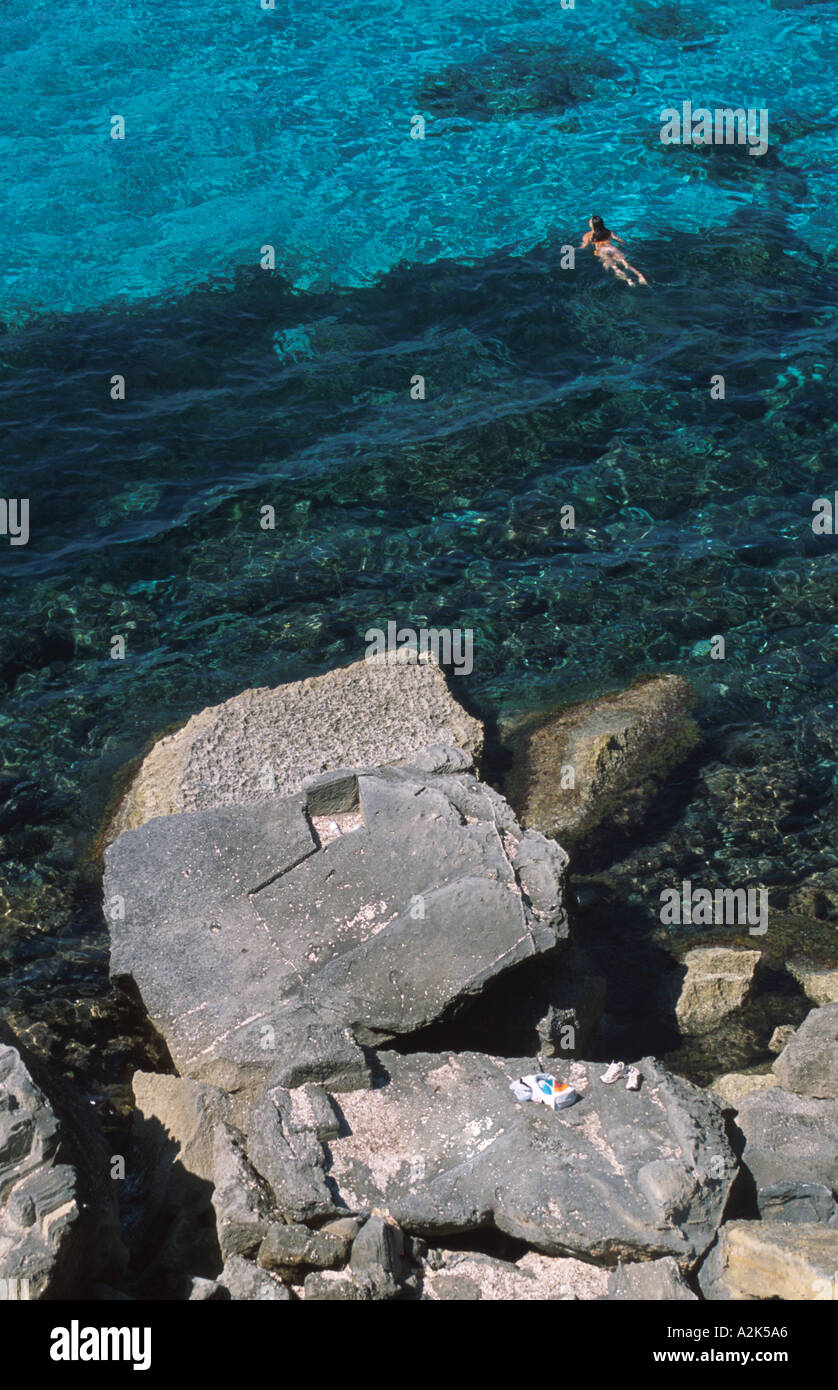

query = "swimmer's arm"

[
  {"left": 579, "top": 230, "right": 593, "bottom": 249},
  {"left": 612, "top": 233, "right": 627, "bottom": 244}
]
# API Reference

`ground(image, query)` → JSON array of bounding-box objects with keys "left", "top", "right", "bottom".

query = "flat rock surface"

[
  {"left": 108, "top": 655, "right": 483, "bottom": 839},
  {"left": 106, "top": 760, "right": 569, "bottom": 1092},
  {"left": 317, "top": 1051, "right": 736, "bottom": 1265}
]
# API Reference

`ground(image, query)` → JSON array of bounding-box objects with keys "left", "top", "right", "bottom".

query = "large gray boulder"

[
  {"left": 772, "top": 1003, "right": 838, "bottom": 1099},
  {"left": 314, "top": 1052, "right": 736, "bottom": 1266},
  {"left": 734, "top": 1085, "right": 838, "bottom": 1192},
  {"left": 106, "top": 758, "right": 569, "bottom": 1093},
  {"left": 108, "top": 654, "right": 483, "bottom": 840}
]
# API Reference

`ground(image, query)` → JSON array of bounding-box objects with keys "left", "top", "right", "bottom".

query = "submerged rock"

[
  {"left": 316, "top": 1051, "right": 736, "bottom": 1266},
  {"left": 699, "top": 1222, "right": 838, "bottom": 1300},
  {"left": 672, "top": 948, "right": 761, "bottom": 1036},
  {"left": 106, "top": 758, "right": 569, "bottom": 1093},
  {"left": 415, "top": 39, "right": 622, "bottom": 123},
  {"left": 108, "top": 655, "right": 483, "bottom": 841},
  {"left": 503, "top": 674, "right": 698, "bottom": 847},
  {"left": 786, "top": 870, "right": 838, "bottom": 923}
]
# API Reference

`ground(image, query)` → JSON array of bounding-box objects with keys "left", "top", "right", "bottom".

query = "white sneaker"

[
  {"left": 601, "top": 1061, "right": 626, "bottom": 1084},
  {"left": 626, "top": 1067, "right": 641, "bottom": 1091}
]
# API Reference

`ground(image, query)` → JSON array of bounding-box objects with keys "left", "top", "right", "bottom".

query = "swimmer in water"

[{"left": 580, "top": 215, "right": 647, "bottom": 286}]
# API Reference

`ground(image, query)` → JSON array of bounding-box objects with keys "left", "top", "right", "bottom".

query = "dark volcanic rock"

[
  {"left": 349, "top": 1214, "right": 409, "bottom": 1297},
  {"left": 105, "top": 758, "right": 569, "bottom": 1093}
]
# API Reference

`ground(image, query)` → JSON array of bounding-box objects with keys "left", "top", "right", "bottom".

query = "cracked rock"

[
  {"left": 106, "top": 759, "right": 569, "bottom": 1093},
  {"left": 287, "top": 1051, "right": 736, "bottom": 1266}
]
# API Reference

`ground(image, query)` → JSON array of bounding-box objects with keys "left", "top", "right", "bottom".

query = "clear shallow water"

[
  {"left": 3, "top": 0, "right": 838, "bottom": 313},
  {"left": 1, "top": 0, "right": 837, "bottom": 1091}
]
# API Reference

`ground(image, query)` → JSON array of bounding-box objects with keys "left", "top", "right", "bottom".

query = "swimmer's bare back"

[{"left": 580, "top": 216, "right": 647, "bottom": 287}]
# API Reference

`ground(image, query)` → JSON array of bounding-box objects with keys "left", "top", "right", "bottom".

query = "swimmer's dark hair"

[{"left": 590, "top": 214, "right": 611, "bottom": 241}]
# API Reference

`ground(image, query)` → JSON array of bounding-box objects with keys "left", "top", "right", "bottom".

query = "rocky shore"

[{"left": 2, "top": 657, "right": 836, "bottom": 1300}]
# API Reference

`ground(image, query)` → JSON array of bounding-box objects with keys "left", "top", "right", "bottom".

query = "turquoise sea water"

[{"left": 1, "top": 0, "right": 837, "bottom": 1090}]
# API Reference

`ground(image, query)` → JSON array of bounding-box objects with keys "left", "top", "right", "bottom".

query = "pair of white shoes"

[{"left": 602, "top": 1061, "right": 641, "bottom": 1090}]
